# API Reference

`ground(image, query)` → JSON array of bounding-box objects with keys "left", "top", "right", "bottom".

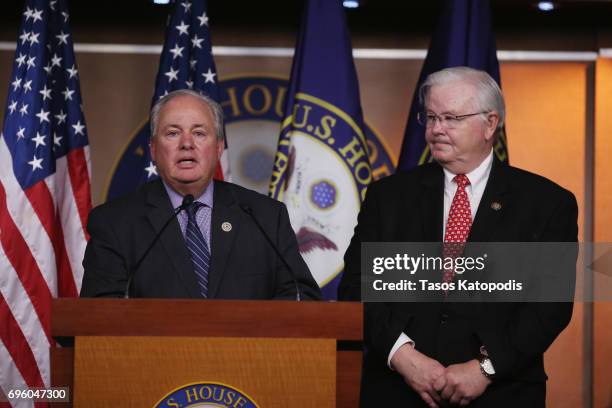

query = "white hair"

[
  {"left": 420, "top": 66, "right": 505, "bottom": 132},
  {"left": 150, "top": 89, "right": 225, "bottom": 140}
]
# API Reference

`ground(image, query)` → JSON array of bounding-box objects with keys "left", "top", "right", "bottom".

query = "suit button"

[{"left": 440, "top": 313, "right": 449, "bottom": 324}]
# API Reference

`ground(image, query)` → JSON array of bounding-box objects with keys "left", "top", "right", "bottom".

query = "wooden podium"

[{"left": 51, "top": 299, "right": 362, "bottom": 407}]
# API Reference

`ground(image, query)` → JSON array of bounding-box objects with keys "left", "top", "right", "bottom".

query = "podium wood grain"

[{"left": 74, "top": 336, "right": 335, "bottom": 407}]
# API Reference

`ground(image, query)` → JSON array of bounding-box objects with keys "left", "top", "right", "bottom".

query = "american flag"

[
  {"left": 0, "top": 0, "right": 91, "bottom": 405},
  {"left": 143, "top": 0, "right": 229, "bottom": 183}
]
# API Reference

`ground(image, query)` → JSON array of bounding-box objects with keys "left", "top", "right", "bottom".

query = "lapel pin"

[
  {"left": 221, "top": 221, "right": 232, "bottom": 232},
  {"left": 490, "top": 202, "right": 502, "bottom": 211}
]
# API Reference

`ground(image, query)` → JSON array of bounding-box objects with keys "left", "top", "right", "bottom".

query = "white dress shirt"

[{"left": 387, "top": 149, "right": 494, "bottom": 368}]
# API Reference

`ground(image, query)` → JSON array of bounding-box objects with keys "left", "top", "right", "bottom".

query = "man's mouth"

[
  {"left": 431, "top": 140, "right": 450, "bottom": 147},
  {"left": 177, "top": 158, "right": 197, "bottom": 167}
]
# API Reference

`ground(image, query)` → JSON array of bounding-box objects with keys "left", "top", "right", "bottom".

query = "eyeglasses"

[{"left": 416, "top": 111, "right": 490, "bottom": 129}]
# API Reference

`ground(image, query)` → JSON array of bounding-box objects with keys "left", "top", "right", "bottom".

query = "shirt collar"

[
  {"left": 163, "top": 180, "right": 215, "bottom": 210},
  {"left": 442, "top": 149, "right": 494, "bottom": 187}
]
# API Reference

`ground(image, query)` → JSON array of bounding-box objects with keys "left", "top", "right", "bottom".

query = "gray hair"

[
  {"left": 419, "top": 66, "right": 505, "bottom": 132},
  {"left": 150, "top": 89, "right": 225, "bottom": 140}
]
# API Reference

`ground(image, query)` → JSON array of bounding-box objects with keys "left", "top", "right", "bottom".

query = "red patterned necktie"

[{"left": 443, "top": 174, "right": 472, "bottom": 285}]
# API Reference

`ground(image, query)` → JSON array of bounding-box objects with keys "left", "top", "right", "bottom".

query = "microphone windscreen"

[{"left": 182, "top": 194, "right": 195, "bottom": 207}]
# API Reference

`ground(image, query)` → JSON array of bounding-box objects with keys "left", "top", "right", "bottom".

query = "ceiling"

[
  {"left": 0, "top": 1, "right": 610, "bottom": 28},
  {"left": 0, "top": 0, "right": 610, "bottom": 49}
]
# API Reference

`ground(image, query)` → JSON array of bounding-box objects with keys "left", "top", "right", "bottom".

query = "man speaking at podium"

[{"left": 81, "top": 90, "right": 320, "bottom": 300}]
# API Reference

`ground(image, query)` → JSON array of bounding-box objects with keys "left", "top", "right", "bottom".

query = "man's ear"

[
  {"left": 149, "top": 140, "right": 156, "bottom": 162},
  {"left": 484, "top": 112, "right": 499, "bottom": 142},
  {"left": 216, "top": 138, "right": 224, "bottom": 160}
]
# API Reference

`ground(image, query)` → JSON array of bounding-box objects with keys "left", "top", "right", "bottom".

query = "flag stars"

[
  {"left": 31, "top": 132, "right": 46, "bottom": 147},
  {"left": 185, "top": 80, "right": 194, "bottom": 89},
  {"left": 72, "top": 121, "right": 85, "bottom": 136},
  {"left": 50, "top": 0, "right": 57, "bottom": 11},
  {"left": 8, "top": 101, "right": 18, "bottom": 114},
  {"left": 39, "top": 85, "right": 52, "bottom": 100},
  {"left": 19, "top": 30, "right": 30, "bottom": 44},
  {"left": 53, "top": 133, "right": 62, "bottom": 147},
  {"left": 145, "top": 161, "right": 158, "bottom": 178},
  {"left": 31, "top": 9, "right": 43, "bottom": 23},
  {"left": 66, "top": 65, "right": 78, "bottom": 79},
  {"left": 28, "top": 32, "right": 40, "bottom": 45},
  {"left": 169, "top": 44, "right": 184, "bottom": 59},
  {"left": 23, "top": 6, "right": 33, "bottom": 20},
  {"left": 197, "top": 12, "right": 209, "bottom": 26},
  {"left": 176, "top": 21, "right": 189, "bottom": 36},
  {"left": 36, "top": 108, "right": 50, "bottom": 123},
  {"left": 23, "top": 80, "right": 33, "bottom": 93},
  {"left": 55, "top": 110, "right": 67, "bottom": 125},
  {"left": 189, "top": 58, "right": 197, "bottom": 70},
  {"left": 26, "top": 56, "right": 36, "bottom": 70},
  {"left": 202, "top": 68, "right": 216, "bottom": 83},
  {"left": 16, "top": 53, "right": 27, "bottom": 67},
  {"left": 181, "top": 1, "right": 192, "bottom": 12},
  {"left": 16, "top": 127, "right": 26, "bottom": 139},
  {"left": 56, "top": 31, "right": 69, "bottom": 45},
  {"left": 165, "top": 67, "right": 179, "bottom": 82},
  {"left": 62, "top": 87, "right": 75, "bottom": 100},
  {"left": 19, "top": 103, "right": 29, "bottom": 116},
  {"left": 191, "top": 34, "right": 204, "bottom": 49},
  {"left": 11, "top": 77, "right": 22, "bottom": 91},
  {"left": 51, "top": 53, "right": 62, "bottom": 68},
  {"left": 28, "top": 155, "right": 43, "bottom": 171},
  {"left": 43, "top": 62, "right": 52, "bottom": 74},
  {"left": 61, "top": 11, "right": 69, "bottom": 22}
]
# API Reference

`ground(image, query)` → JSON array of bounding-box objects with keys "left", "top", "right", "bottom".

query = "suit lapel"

[
  {"left": 419, "top": 164, "right": 444, "bottom": 242},
  {"left": 145, "top": 180, "right": 200, "bottom": 298},
  {"left": 208, "top": 181, "right": 241, "bottom": 298},
  {"left": 468, "top": 158, "right": 509, "bottom": 242}
]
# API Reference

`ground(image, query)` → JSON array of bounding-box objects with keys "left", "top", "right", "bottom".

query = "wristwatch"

[{"left": 478, "top": 354, "right": 496, "bottom": 380}]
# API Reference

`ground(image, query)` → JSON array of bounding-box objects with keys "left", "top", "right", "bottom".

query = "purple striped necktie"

[{"left": 186, "top": 201, "right": 210, "bottom": 298}]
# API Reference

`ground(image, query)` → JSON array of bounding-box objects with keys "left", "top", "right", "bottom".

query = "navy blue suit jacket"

[{"left": 81, "top": 179, "right": 321, "bottom": 300}]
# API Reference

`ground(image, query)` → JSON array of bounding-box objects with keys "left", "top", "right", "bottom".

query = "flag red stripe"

[
  {"left": 0, "top": 182, "right": 53, "bottom": 344},
  {"left": 54, "top": 204, "right": 79, "bottom": 298},
  {"left": 67, "top": 147, "right": 92, "bottom": 240},
  {"left": 0, "top": 295, "right": 45, "bottom": 389},
  {"left": 24, "top": 182, "right": 77, "bottom": 297}
]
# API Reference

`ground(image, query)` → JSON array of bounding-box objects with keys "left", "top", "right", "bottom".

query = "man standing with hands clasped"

[
  {"left": 81, "top": 89, "right": 320, "bottom": 300},
  {"left": 339, "top": 67, "right": 577, "bottom": 407}
]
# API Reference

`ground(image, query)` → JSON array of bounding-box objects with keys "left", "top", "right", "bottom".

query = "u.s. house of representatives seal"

[
  {"left": 154, "top": 382, "right": 259, "bottom": 408},
  {"left": 269, "top": 92, "right": 370, "bottom": 290}
]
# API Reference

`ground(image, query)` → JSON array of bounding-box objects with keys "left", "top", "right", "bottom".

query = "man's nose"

[
  {"left": 431, "top": 116, "right": 445, "bottom": 133},
  {"left": 179, "top": 133, "right": 194, "bottom": 149}
]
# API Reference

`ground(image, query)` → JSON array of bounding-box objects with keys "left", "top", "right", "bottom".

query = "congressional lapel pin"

[
  {"left": 221, "top": 221, "right": 232, "bottom": 232},
  {"left": 490, "top": 201, "right": 502, "bottom": 211}
]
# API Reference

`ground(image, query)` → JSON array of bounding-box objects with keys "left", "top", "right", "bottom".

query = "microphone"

[
  {"left": 239, "top": 204, "right": 302, "bottom": 301},
  {"left": 124, "top": 194, "right": 194, "bottom": 298}
]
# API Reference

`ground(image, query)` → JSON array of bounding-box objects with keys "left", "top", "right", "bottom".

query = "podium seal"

[{"left": 154, "top": 382, "right": 259, "bottom": 408}]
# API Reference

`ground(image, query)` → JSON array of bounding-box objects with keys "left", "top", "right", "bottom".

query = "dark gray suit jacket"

[
  {"left": 81, "top": 179, "right": 321, "bottom": 300},
  {"left": 338, "top": 158, "right": 578, "bottom": 407}
]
